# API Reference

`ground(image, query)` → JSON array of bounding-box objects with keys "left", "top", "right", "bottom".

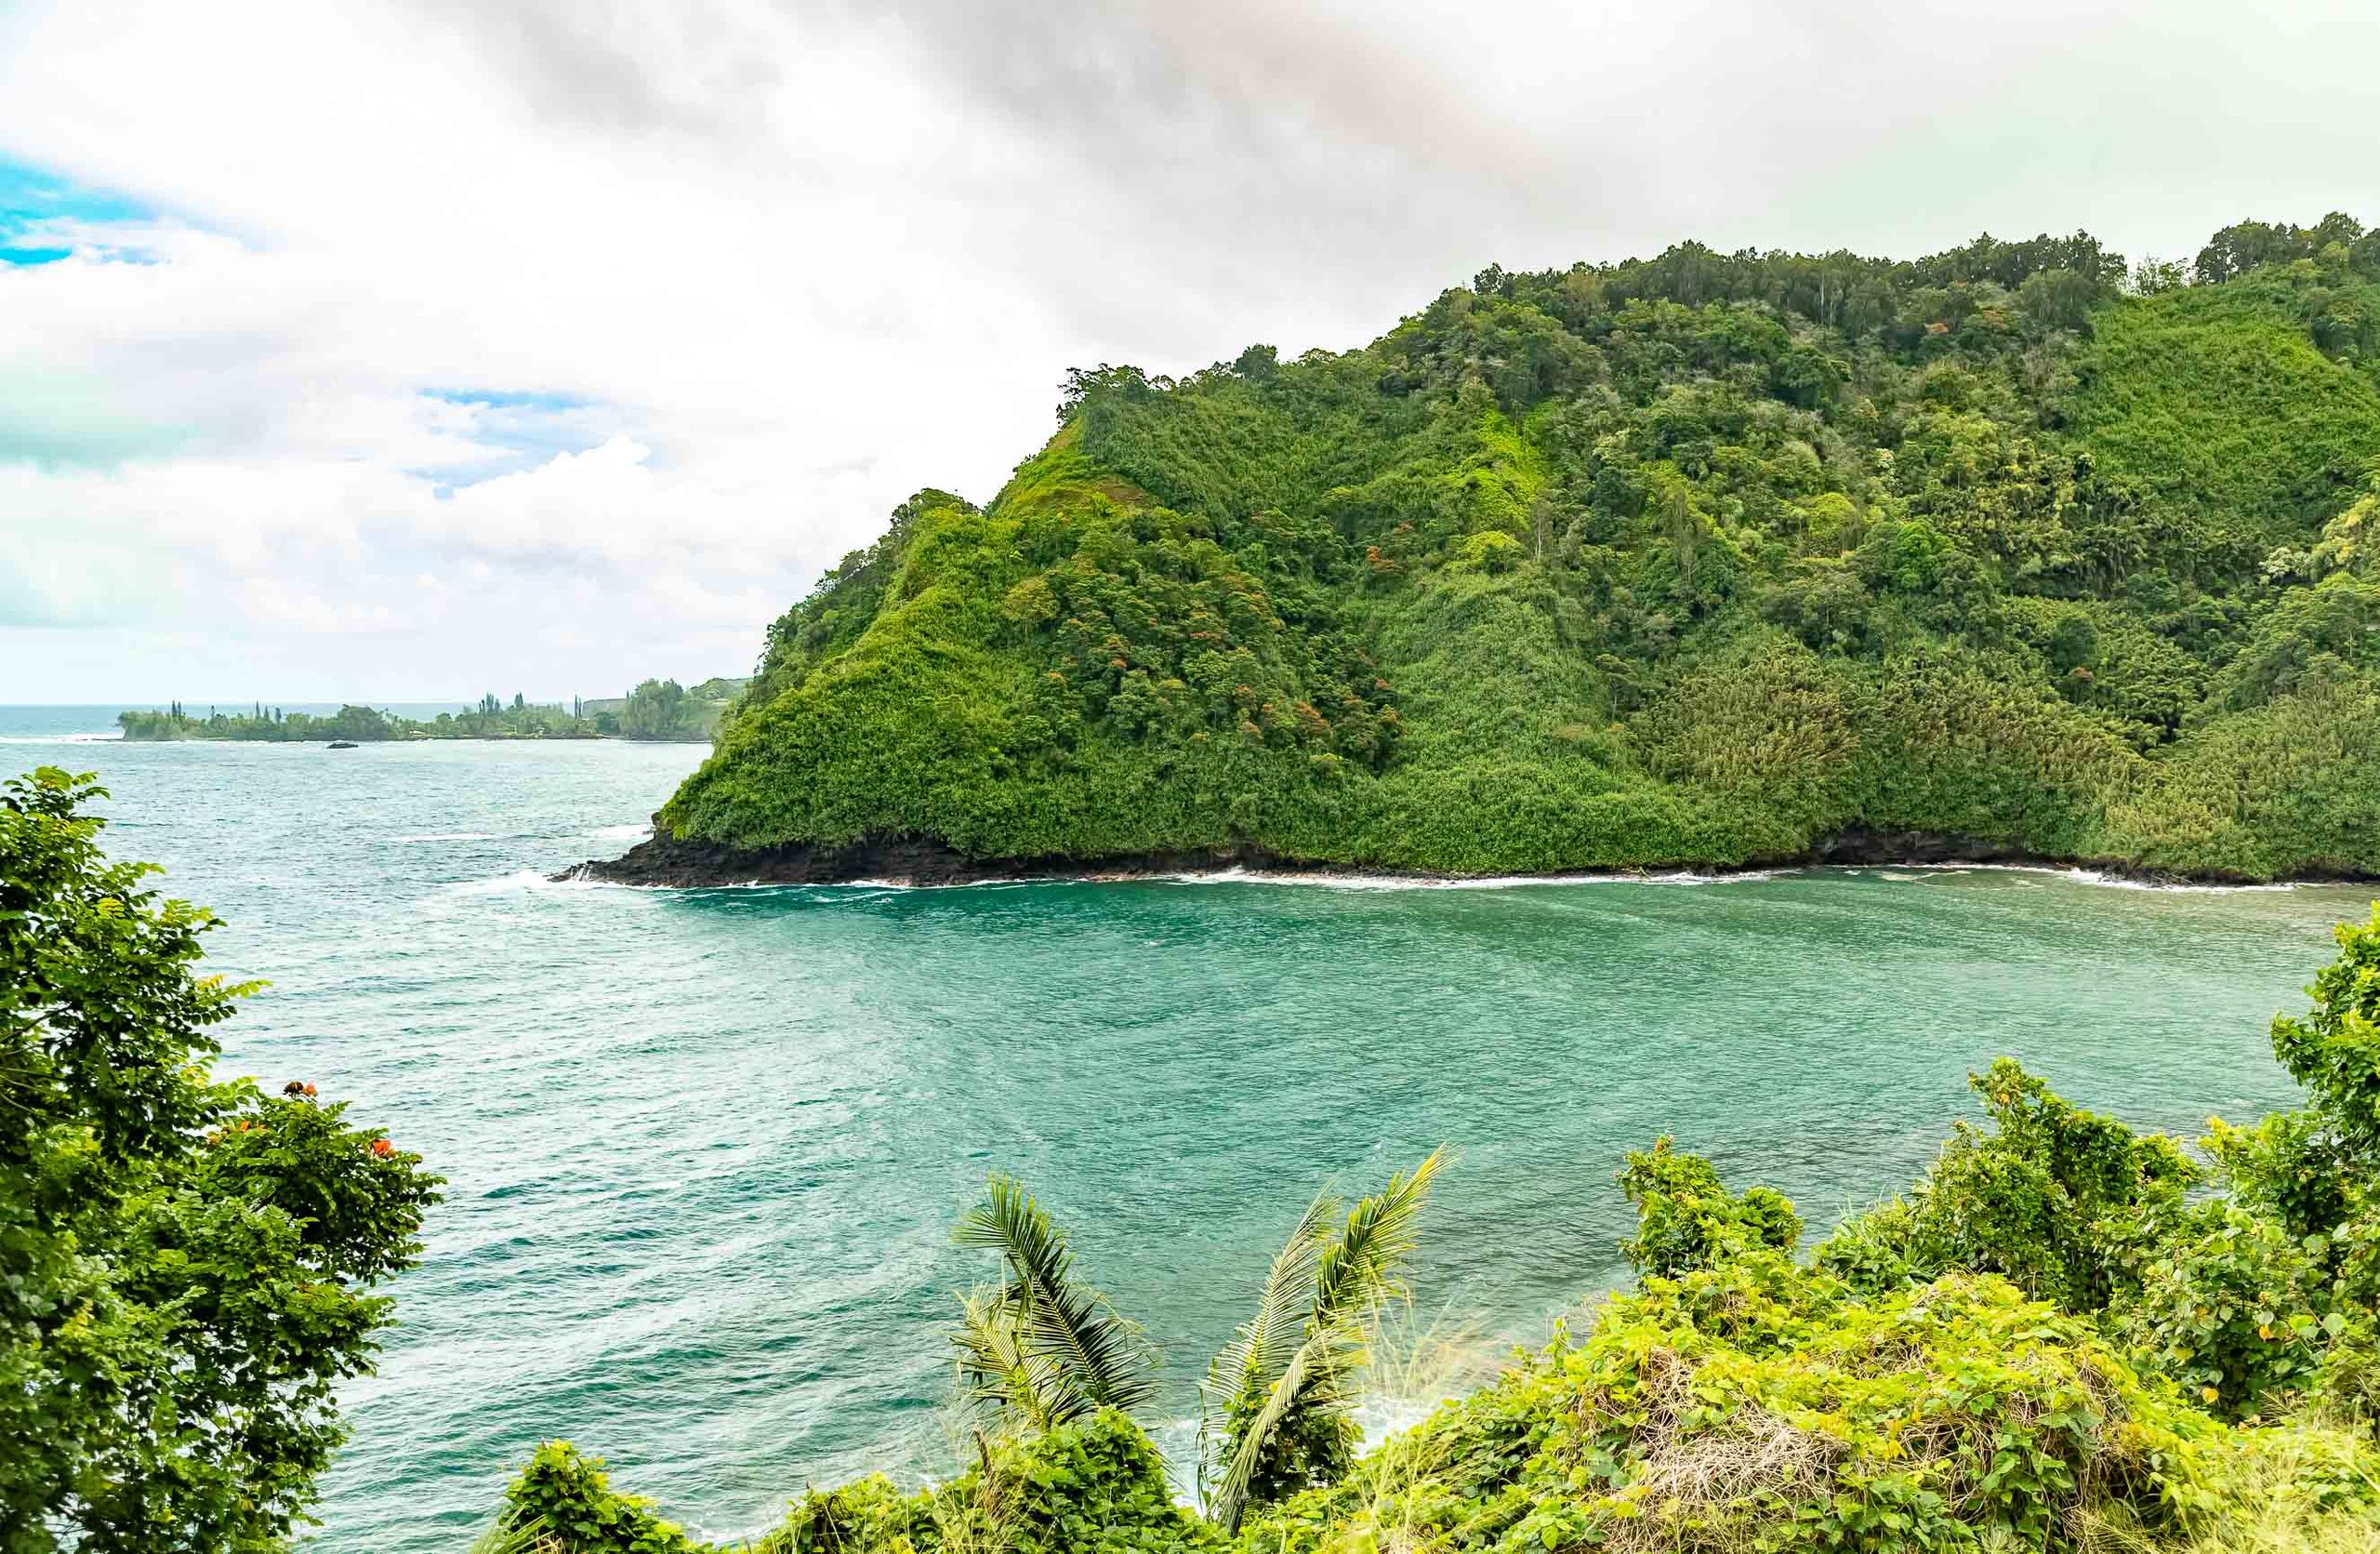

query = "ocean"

[{"left": 3, "top": 708, "right": 2367, "bottom": 1550}]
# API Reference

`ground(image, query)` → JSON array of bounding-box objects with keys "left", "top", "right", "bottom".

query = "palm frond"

[
  {"left": 953, "top": 1288, "right": 1064, "bottom": 1432},
  {"left": 1312, "top": 1147, "right": 1444, "bottom": 1326},
  {"left": 1199, "top": 1190, "right": 1338, "bottom": 1502},
  {"left": 1200, "top": 1149, "right": 1448, "bottom": 1532},
  {"left": 1210, "top": 1190, "right": 1337, "bottom": 1401},
  {"left": 952, "top": 1174, "right": 1158, "bottom": 1424},
  {"left": 1206, "top": 1321, "right": 1366, "bottom": 1534}
]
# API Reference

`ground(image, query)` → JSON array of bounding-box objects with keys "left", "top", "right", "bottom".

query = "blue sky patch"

[
  {"left": 415, "top": 386, "right": 618, "bottom": 490},
  {"left": 0, "top": 153, "right": 158, "bottom": 264},
  {"left": 421, "top": 387, "right": 591, "bottom": 414}
]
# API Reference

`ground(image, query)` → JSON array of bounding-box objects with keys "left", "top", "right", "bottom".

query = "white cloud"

[{"left": 1, "top": 0, "right": 2377, "bottom": 697}]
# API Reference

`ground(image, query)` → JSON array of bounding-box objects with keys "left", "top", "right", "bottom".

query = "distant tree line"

[{"left": 116, "top": 678, "right": 747, "bottom": 744}]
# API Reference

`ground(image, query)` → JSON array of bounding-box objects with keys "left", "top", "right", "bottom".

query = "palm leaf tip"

[
  {"left": 1200, "top": 1191, "right": 1338, "bottom": 1494},
  {"left": 1314, "top": 1146, "right": 1446, "bottom": 1323}
]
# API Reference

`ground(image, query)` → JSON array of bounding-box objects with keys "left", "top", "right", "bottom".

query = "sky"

[{"left": 4, "top": 0, "right": 2378, "bottom": 703}]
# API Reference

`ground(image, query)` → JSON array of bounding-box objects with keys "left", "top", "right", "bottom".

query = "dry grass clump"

[{"left": 2074, "top": 1419, "right": 2380, "bottom": 1554}]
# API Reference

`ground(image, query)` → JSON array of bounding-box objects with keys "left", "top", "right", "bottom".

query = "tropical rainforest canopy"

[{"left": 654, "top": 214, "right": 2380, "bottom": 881}]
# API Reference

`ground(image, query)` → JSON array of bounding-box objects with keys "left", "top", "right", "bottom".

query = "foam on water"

[
  {"left": 1887, "top": 860, "right": 2308, "bottom": 894},
  {"left": 1157, "top": 864, "right": 1778, "bottom": 891}
]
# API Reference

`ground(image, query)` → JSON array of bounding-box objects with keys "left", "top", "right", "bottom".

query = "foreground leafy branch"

[{"left": 2, "top": 768, "right": 443, "bottom": 1549}]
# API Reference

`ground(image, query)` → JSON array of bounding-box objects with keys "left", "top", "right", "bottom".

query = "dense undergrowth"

[
  {"left": 649, "top": 216, "right": 2380, "bottom": 881},
  {"left": 484, "top": 905, "right": 2380, "bottom": 1553}
]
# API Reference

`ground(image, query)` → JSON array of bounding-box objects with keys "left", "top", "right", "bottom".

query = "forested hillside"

[{"left": 632, "top": 216, "right": 2380, "bottom": 882}]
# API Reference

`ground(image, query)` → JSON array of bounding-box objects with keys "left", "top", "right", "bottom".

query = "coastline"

[
  {"left": 562, "top": 826, "right": 2380, "bottom": 891},
  {"left": 111, "top": 733, "right": 714, "bottom": 746}
]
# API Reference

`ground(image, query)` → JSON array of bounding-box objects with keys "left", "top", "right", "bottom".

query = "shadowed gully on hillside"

[{"left": 589, "top": 218, "right": 2380, "bottom": 885}]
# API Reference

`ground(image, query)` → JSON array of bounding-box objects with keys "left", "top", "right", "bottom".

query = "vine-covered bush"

[
  {"left": 779, "top": 1411, "right": 1214, "bottom": 1554},
  {"left": 1614, "top": 1135, "right": 1801, "bottom": 1277},
  {"left": 496, "top": 1443, "right": 706, "bottom": 1554},
  {"left": 1256, "top": 1258, "right": 2220, "bottom": 1554},
  {"left": 2270, "top": 910, "right": 2380, "bottom": 1153},
  {"left": 1815, "top": 1057, "right": 2199, "bottom": 1311}
]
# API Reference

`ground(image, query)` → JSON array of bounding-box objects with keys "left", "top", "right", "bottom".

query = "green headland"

[{"left": 607, "top": 217, "right": 2380, "bottom": 885}]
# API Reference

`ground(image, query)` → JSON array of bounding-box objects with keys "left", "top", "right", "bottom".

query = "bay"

[{"left": 4, "top": 711, "right": 2370, "bottom": 1551}]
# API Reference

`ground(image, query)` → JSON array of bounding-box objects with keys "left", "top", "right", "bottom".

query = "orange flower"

[{"left": 370, "top": 1138, "right": 395, "bottom": 1158}]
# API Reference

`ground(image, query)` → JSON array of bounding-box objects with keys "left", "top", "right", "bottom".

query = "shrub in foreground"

[
  {"left": 2, "top": 768, "right": 442, "bottom": 1551},
  {"left": 1251, "top": 1259, "right": 2223, "bottom": 1554}
]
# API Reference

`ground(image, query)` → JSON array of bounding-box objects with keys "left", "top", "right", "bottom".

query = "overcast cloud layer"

[{"left": 4, "top": 0, "right": 2377, "bottom": 701}]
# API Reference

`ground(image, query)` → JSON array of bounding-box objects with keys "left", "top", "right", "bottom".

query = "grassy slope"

[{"left": 661, "top": 247, "right": 2380, "bottom": 880}]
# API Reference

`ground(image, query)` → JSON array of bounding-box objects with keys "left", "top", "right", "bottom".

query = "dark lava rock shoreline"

[
  {"left": 562, "top": 826, "right": 2365, "bottom": 890},
  {"left": 562, "top": 831, "right": 1357, "bottom": 887}
]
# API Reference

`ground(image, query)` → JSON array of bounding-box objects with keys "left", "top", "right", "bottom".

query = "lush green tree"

[
  {"left": 1613, "top": 1135, "right": 1800, "bottom": 1277},
  {"left": 1, "top": 767, "right": 440, "bottom": 1551},
  {"left": 2196, "top": 214, "right": 2375, "bottom": 284},
  {"left": 1815, "top": 1058, "right": 2198, "bottom": 1310},
  {"left": 492, "top": 1443, "right": 704, "bottom": 1554},
  {"left": 320, "top": 703, "right": 397, "bottom": 742},
  {"left": 621, "top": 680, "right": 691, "bottom": 740},
  {"left": 2108, "top": 913, "right": 2380, "bottom": 1421},
  {"left": 2270, "top": 906, "right": 2380, "bottom": 1157}
]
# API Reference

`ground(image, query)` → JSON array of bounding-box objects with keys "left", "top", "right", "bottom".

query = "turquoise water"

[{"left": 6, "top": 713, "right": 2373, "bottom": 1551}]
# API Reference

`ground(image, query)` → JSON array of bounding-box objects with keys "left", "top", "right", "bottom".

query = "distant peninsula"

[
  {"left": 588, "top": 216, "right": 2380, "bottom": 887},
  {"left": 120, "top": 678, "right": 747, "bottom": 744}
]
